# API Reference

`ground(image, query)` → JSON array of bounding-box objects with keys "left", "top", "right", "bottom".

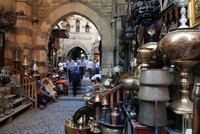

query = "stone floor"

[{"left": 0, "top": 100, "right": 86, "bottom": 134}]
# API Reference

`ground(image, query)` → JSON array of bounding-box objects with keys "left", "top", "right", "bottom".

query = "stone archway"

[{"left": 33, "top": 2, "right": 114, "bottom": 76}]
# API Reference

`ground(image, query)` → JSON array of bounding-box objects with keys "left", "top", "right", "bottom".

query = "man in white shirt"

[
  {"left": 58, "top": 60, "right": 64, "bottom": 72},
  {"left": 66, "top": 56, "right": 75, "bottom": 82},
  {"left": 87, "top": 59, "right": 94, "bottom": 79},
  {"left": 78, "top": 57, "right": 86, "bottom": 79}
]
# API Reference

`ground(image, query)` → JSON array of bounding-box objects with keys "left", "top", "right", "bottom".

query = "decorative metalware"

[
  {"left": 32, "top": 57, "right": 40, "bottom": 77},
  {"left": 97, "top": 118, "right": 124, "bottom": 134},
  {"left": 159, "top": 28, "right": 200, "bottom": 114},
  {"left": 122, "top": 76, "right": 139, "bottom": 91},
  {"left": 174, "top": 0, "right": 190, "bottom": 28},
  {"left": 111, "top": 107, "right": 119, "bottom": 125},
  {"left": 101, "top": 96, "right": 109, "bottom": 106},
  {"left": 139, "top": 69, "right": 170, "bottom": 101},
  {"left": 138, "top": 101, "right": 167, "bottom": 127},
  {"left": 94, "top": 91, "right": 101, "bottom": 103},
  {"left": 22, "top": 55, "right": 30, "bottom": 75},
  {"left": 10, "top": 44, "right": 22, "bottom": 63}
]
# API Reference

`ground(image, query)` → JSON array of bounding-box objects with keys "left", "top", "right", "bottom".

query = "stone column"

[
  {"left": 14, "top": 0, "right": 33, "bottom": 67},
  {"left": 101, "top": 48, "right": 114, "bottom": 80}
]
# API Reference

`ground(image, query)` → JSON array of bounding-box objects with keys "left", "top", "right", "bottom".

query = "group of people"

[
  {"left": 37, "top": 74, "right": 68, "bottom": 109},
  {"left": 58, "top": 56, "right": 100, "bottom": 80}
]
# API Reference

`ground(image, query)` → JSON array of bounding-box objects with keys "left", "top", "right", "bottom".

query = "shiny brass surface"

[
  {"left": 65, "top": 123, "right": 91, "bottom": 134},
  {"left": 122, "top": 76, "right": 139, "bottom": 91},
  {"left": 168, "top": 61, "right": 199, "bottom": 114},
  {"left": 139, "top": 69, "right": 170, "bottom": 101},
  {"left": 159, "top": 28, "right": 200, "bottom": 61},
  {"left": 169, "top": 90, "right": 193, "bottom": 114},
  {"left": 141, "top": 42, "right": 158, "bottom": 60},
  {"left": 139, "top": 69, "right": 170, "bottom": 86},
  {"left": 22, "top": 55, "right": 30, "bottom": 75},
  {"left": 22, "top": 55, "right": 30, "bottom": 67},
  {"left": 138, "top": 48, "right": 153, "bottom": 70}
]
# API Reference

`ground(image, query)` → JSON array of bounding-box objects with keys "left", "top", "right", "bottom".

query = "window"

[
  {"left": 85, "top": 24, "right": 90, "bottom": 32},
  {"left": 76, "top": 19, "right": 80, "bottom": 32},
  {"left": 66, "top": 23, "right": 70, "bottom": 32}
]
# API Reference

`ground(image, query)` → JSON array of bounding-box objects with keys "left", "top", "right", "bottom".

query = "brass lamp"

[{"left": 22, "top": 55, "right": 30, "bottom": 75}]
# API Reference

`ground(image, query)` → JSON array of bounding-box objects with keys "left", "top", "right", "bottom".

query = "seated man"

[{"left": 56, "top": 76, "right": 68, "bottom": 96}]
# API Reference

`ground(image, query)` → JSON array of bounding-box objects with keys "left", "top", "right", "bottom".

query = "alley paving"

[{"left": 0, "top": 100, "right": 86, "bottom": 134}]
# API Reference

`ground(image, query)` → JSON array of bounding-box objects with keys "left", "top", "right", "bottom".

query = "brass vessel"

[
  {"left": 138, "top": 101, "right": 167, "bottom": 127},
  {"left": 159, "top": 28, "right": 200, "bottom": 114},
  {"left": 22, "top": 55, "right": 30, "bottom": 75},
  {"left": 139, "top": 69, "right": 170, "bottom": 101},
  {"left": 122, "top": 76, "right": 139, "bottom": 91},
  {"left": 159, "top": 28, "right": 200, "bottom": 61}
]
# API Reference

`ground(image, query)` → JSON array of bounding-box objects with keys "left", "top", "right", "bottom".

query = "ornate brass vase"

[{"left": 159, "top": 28, "right": 200, "bottom": 114}]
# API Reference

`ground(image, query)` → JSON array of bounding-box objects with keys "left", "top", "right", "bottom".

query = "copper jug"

[
  {"left": 101, "top": 96, "right": 109, "bottom": 106},
  {"left": 111, "top": 107, "right": 119, "bottom": 125},
  {"left": 94, "top": 91, "right": 101, "bottom": 103}
]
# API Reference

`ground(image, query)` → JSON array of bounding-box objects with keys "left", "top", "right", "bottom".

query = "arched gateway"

[{"left": 33, "top": 2, "right": 114, "bottom": 77}]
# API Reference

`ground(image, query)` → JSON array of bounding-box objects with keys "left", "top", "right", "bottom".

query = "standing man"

[
  {"left": 66, "top": 56, "right": 75, "bottom": 82},
  {"left": 63, "top": 60, "right": 67, "bottom": 77},
  {"left": 78, "top": 57, "right": 86, "bottom": 79},
  {"left": 87, "top": 59, "right": 94, "bottom": 79},
  {"left": 95, "top": 59, "right": 100, "bottom": 74},
  {"left": 70, "top": 67, "right": 81, "bottom": 97},
  {"left": 58, "top": 59, "right": 64, "bottom": 75}
]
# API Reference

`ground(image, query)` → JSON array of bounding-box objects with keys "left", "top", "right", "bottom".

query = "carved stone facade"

[
  {"left": 0, "top": 0, "right": 128, "bottom": 77},
  {"left": 57, "top": 14, "right": 100, "bottom": 60}
]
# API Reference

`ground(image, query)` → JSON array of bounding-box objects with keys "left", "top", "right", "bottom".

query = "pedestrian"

[
  {"left": 78, "top": 57, "right": 86, "bottom": 79},
  {"left": 66, "top": 56, "right": 75, "bottom": 82},
  {"left": 58, "top": 59, "right": 64, "bottom": 76},
  {"left": 56, "top": 76, "right": 68, "bottom": 96},
  {"left": 87, "top": 59, "right": 94, "bottom": 79},
  {"left": 70, "top": 67, "right": 81, "bottom": 97},
  {"left": 95, "top": 59, "right": 100, "bottom": 74},
  {"left": 63, "top": 60, "right": 67, "bottom": 77}
]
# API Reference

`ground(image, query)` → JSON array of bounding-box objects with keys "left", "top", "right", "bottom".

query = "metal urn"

[
  {"left": 138, "top": 69, "right": 170, "bottom": 101},
  {"left": 122, "top": 76, "right": 139, "bottom": 91},
  {"left": 138, "top": 69, "right": 170, "bottom": 127},
  {"left": 32, "top": 57, "right": 40, "bottom": 77},
  {"left": 159, "top": 28, "right": 200, "bottom": 114},
  {"left": 138, "top": 101, "right": 167, "bottom": 127}
]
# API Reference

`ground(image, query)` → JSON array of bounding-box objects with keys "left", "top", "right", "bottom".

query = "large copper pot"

[
  {"left": 97, "top": 118, "right": 124, "bottom": 134},
  {"left": 138, "top": 101, "right": 167, "bottom": 127},
  {"left": 159, "top": 28, "right": 200, "bottom": 61},
  {"left": 138, "top": 69, "right": 170, "bottom": 101},
  {"left": 122, "top": 76, "right": 139, "bottom": 91}
]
